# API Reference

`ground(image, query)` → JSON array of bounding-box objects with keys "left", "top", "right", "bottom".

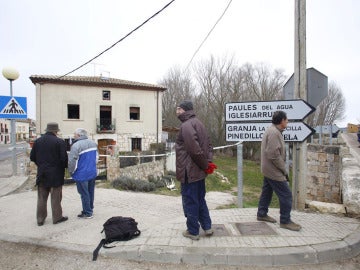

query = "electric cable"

[
  {"left": 184, "top": 0, "right": 233, "bottom": 72},
  {"left": 59, "top": 0, "right": 176, "bottom": 78}
]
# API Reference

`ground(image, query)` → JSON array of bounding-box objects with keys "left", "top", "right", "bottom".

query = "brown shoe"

[
  {"left": 182, "top": 230, "right": 199, "bottom": 240},
  {"left": 257, "top": 215, "right": 277, "bottom": 223},
  {"left": 280, "top": 221, "right": 301, "bottom": 231},
  {"left": 54, "top": 216, "right": 68, "bottom": 224}
]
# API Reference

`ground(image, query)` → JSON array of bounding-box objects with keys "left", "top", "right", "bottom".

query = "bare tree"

[
  {"left": 242, "top": 63, "right": 286, "bottom": 101},
  {"left": 194, "top": 55, "right": 237, "bottom": 146},
  {"left": 306, "top": 81, "right": 346, "bottom": 126},
  {"left": 159, "top": 66, "right": 194, "bottom": 130}
]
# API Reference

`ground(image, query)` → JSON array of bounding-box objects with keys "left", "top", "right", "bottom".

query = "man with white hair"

[{"left": 68, "top": 128, "right": 98, "bottom": 219}]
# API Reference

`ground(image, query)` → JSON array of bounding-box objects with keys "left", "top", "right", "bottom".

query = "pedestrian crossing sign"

[{"left": 0, "top": 95, "right": 27, "bottom": 119}]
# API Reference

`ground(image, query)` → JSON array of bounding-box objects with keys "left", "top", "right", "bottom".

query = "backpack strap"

[{"left": 92, "top": 239, "right": 106, "bottom": 261}]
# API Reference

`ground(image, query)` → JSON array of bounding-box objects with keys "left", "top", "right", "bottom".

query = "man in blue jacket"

[{"left": 68, "top": 128, "right": 98, "bottom": 219}]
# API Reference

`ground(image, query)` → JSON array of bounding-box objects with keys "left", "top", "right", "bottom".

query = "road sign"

[
  {"left": 226, "top": 122, "right": 315, "bottom": 142},
  {"left": 225, "top": 99, "right": 315, "bottom": 122},
  {"left": 315, "top": 125, "right": 340, "bottom": 134},
  {"left": 0, "top": 96, "right": 27, "bottom": 119},
  {"left": 283, "top": 67, "right": 328, "bottom": 107}
]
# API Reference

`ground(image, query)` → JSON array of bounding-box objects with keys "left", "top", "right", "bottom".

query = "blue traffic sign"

[{"left": 0, "top": 95, "right": 27, "bottom": 119}]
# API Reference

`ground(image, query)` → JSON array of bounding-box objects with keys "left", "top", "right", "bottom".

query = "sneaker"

[
  {"left": 182, "top": 230, "right": 200, "bottom": 240},
  {"left": 77, "top": 213, "right": 93, "bottom": 219},
  {"left": 257, "top": 215, "right": 277, "bottom": 223},
  {"left": 280, "top": 221, "right": 302, "bottom": 231},
  {"left": 204, "top": 228, "right": 214, "bottom": 236}
]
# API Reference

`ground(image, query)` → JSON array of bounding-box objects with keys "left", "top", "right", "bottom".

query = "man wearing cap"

[
  {"left": 175, "top": 100, "right": 215, "bottom": 240},
  {"left": 30, "top": 122, "right": 68, "bottom": 226}
]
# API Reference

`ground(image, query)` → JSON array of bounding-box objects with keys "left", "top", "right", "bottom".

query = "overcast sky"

[{"left": 0, "top": 0, "right": 359, "bottom": 127}]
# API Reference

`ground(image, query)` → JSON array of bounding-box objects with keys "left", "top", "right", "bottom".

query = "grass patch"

[{"left": 210, "top": 156, "right": 280, "bottom": 208}]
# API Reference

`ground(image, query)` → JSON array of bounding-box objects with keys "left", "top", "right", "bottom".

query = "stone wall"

[
  {"left": 116, "top": 159, "right": 164, "bottom": 182},
  {"left": 306, "top": 144, "right": 341, "bottom": 203},
  {"left": 106, "top": 154, "right": 165, "bottom": 182}
]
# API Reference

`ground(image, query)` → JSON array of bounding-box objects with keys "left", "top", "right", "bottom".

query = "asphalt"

[{"left": 0, "top": 134, "right": 359, "bottom": 266}]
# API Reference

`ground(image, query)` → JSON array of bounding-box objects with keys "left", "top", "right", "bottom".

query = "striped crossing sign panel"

[{"left": 0, "top": 95, "right": 27, "bottom": 119}]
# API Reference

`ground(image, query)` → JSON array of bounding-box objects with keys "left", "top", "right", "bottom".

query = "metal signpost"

[{"left": 225, "top": 99, "right": 315, "bottom": 207}]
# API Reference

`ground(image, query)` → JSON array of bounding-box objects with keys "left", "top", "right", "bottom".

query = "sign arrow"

[
  {"left": 226, "top": 122, "right": 315, "bottom": 142},
  {"left": 225, "top": 99, "right": 315, "bottom": 122}
]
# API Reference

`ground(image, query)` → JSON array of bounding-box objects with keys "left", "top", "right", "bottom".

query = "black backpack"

[{"left": 93, "top": 216, "right": 141, "bottom": 261}]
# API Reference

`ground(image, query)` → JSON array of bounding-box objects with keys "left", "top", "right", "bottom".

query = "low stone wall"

[
  {"left": 341, "top": 155, "right": 360, "bottom": 215},
  {"left": 116, "top": 160, "right": 164, "bottom": 182},
  {"left": 306, "top": 144, "right": 341, "bottom": 203}
]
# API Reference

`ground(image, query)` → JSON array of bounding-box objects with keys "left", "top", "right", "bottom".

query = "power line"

[
  {"left": 184, "top": 0, "right": 233, "bottom": 72},
  {"left": 59, "top": 0, "right": 176, "bottom": 78}
]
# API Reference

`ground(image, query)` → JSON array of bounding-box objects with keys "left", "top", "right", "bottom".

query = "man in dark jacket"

[
  {"left": 175, "top": 100, "right": 214, "bottom": 240},
  {"left": 30, "top": 122, "right": 68, "bottom": 226}
]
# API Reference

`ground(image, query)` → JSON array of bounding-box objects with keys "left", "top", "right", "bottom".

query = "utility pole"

[{"left": 293, "top": 0, "right": 307, "bottom": 210}]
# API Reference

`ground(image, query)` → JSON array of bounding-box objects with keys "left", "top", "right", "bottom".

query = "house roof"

[{"left": 29, "top": 75, "right": 167, "bottom": 92}]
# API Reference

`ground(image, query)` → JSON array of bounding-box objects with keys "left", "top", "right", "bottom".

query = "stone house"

[{"left": 29, "top": 75, "right": 166, "bottom": 153}]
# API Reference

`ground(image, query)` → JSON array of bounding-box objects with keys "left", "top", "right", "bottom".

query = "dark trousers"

[
  {"left": 257, "top": 177, "right": 292, "bottom": 224},
  {"left": 37, "top": 184, "right": 63, "bottom": 224},
  {"left": 181, "top": 179, "right": 212, "bottom": 235}
]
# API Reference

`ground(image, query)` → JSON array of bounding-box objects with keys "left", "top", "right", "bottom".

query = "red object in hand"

[{"left": 204, "top": 162, "right": 217, "bottom": 174}]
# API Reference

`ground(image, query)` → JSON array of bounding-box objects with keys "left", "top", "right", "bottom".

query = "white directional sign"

[
  {"left": 225, "top": 99, "right": 315, "bottom": 122},
  {"left": 226, "top": 122, "right": 315, "bottom": 142}
]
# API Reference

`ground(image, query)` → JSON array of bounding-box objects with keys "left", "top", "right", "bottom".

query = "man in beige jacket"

[{"left": 257, "top": 111, "right": 301, "bottom": 231}]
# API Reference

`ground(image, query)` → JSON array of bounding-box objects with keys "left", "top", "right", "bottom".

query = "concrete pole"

[{"left": 293, "top": 0, "right": 307, "bottom": 210}]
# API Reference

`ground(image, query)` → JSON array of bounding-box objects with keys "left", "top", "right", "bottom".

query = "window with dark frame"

[
  {"left": 131, "top": 138, "right": 142, "bottom": 151},
  {"left": 67, "top": 104, "right": 80, "bottom": 119},
  {"left": 129, "top": 107, "right": 140, "bottom": 120},
  {"left": 102, "top": 90, "right": 111, "bottom": 100}
]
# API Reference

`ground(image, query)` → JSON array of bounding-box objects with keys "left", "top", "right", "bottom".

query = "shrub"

[
  {"left": 148, "top": 175, "right": 165, "bottom": 188},
  {"left": 112, "top": 176, "right": 155, "bottom": 192}
]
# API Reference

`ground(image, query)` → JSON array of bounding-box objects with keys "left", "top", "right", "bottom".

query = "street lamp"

[{"left": 2, "top": 67, "right": 19, "bottom": 176}]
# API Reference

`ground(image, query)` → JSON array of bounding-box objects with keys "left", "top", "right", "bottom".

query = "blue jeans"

[
  {"left": 181, "top": 179, "right": 212, "bottom": 235},
  {"left": 257, "top": 177, "right": 292, "bottom": 224},
  {"left": 76, "top": 179, "right": 95, "bottom": 216}
]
